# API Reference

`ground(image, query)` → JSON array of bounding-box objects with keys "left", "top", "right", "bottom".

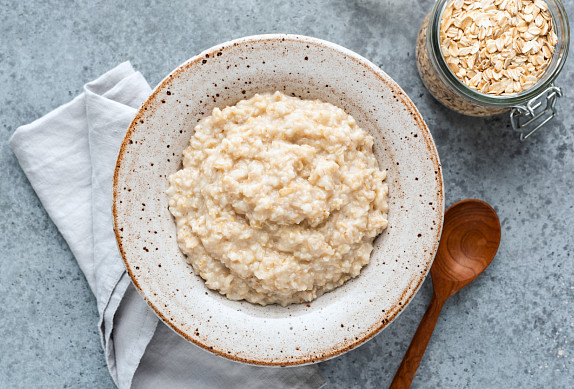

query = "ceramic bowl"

[{"left": 113, "top": 34, "right": 444, "bottom": 365}]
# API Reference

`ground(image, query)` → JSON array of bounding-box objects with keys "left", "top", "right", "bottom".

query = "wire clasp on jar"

[{"left": 510, "top": 86, "right": 563, "bottom": 141}]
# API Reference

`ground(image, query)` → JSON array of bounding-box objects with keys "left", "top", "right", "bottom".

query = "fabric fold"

[{"left": 10, "top": 93, "right": 96, "bottom": 292}]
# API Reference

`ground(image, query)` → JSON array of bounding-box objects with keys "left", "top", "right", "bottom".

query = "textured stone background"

[{"left": 1, "top": 0, "right": 572, "bottom": 388}]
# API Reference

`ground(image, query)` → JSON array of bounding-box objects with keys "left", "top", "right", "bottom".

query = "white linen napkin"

[{"left": 9, "top": 62, "right": 325, "bottom": 389}]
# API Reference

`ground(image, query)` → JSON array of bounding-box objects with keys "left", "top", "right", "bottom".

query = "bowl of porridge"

[{"left": 113, "top": 34, "right": 444, "bottom": 365}]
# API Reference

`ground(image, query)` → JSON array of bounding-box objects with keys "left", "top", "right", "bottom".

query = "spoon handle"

[{"left": 389, "top": 294, "right": 445, "bottom": 389}]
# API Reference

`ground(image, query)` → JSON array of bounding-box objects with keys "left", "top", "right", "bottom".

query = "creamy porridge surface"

[{"left": 167, "top": 91, "right": 389, "bottom": 306}]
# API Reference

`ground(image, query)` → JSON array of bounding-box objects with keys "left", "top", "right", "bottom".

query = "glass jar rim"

[{"left": 427, "top": 0, "right": 570, "bottom": 107}]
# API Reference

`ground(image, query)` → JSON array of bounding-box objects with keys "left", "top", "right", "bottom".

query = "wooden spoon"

[{"left": 390, "top": 199, "right": 501, "bottom": 389}]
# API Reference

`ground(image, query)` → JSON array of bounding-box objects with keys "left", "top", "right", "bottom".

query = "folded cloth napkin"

[{"left": 9, "top": 62, "right": 325, "bottom": 389}]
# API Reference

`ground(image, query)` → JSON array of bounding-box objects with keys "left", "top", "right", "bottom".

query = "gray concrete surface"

[{"left": 1, "top": 0, "right": 573, "bottom": 387}]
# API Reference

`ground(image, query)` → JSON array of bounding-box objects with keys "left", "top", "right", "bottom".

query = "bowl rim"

[{"left": 113, "top": 33, "right": 444, "bottom": 365}]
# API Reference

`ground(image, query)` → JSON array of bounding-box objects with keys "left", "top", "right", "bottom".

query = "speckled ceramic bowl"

[{"left": 113, "top": 34, "right": 444, "bottom": 366}]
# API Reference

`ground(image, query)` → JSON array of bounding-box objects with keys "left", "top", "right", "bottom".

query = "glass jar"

[{"left": 416, "top": 0, "right": 570, "bottom": 139}]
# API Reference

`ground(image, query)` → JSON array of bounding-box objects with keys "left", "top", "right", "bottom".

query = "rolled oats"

[
  {"left": 416, "top": 0, "right": 557, "bottom": 116},
  {"left": 417, "top": 14, "right": 508, "bottom": 116},
  {"left": 441, "top": 0, "right": 556, "bottom": 96}
]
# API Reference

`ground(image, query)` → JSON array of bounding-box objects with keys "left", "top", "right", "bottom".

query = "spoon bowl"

[
  {"left": 390, "top": 199, "right": 501, "bottom": 388},
  {"left": 432, "top": 199, "right": 502, "bottom": 298}
]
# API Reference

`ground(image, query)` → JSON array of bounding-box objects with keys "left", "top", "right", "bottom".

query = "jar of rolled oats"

[{"left": 416, "top": 0, "right": 569, "bottom": 139}]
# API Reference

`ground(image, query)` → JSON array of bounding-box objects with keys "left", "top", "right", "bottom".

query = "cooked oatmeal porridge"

[{"left": 167, "top": 91, "right": 389, "bottom": 306}]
